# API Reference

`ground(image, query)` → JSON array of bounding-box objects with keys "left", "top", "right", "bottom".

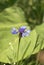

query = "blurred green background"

[{"left": 0, "top": 0, "right": 44, "bottom": 65}]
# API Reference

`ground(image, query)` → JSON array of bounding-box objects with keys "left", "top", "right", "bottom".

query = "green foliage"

[
  {"left": 0, "top": 0, "right": 44, "bottom": 65},
  {"left": 0, "top": 6, "right": 26, "bottom": 24},
  {"left": 0, "top": 0, "right": 17, "bottom": 12},
  {"left": 17, "top": 0, "right": 44, "bottom": 25}
]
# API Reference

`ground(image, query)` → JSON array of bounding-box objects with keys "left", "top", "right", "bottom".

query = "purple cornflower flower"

[{"left": 11, "top": 26, "right": 31, "bottom": 37}]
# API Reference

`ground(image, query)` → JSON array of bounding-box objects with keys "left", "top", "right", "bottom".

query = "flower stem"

[{"left": 17, "top": 33, "right": 21, "bottom": 65}]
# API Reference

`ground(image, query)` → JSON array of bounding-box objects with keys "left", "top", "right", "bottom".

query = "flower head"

[{"left": 11, "top": 26, "right": 31, "bottom": 37}]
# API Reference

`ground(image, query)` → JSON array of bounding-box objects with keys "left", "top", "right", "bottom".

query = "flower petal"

[
  {"left": 19, "top": 26, "right": 26, "bottom": 33},
  {"left": 26, "top": 30, "right": 31, "bottom": 34},
  {"left": 22, "top": 30, "right": 31, "bottom": 37},
  {"left": 11, "top": 28, "right": 18, "bottom": 34}
]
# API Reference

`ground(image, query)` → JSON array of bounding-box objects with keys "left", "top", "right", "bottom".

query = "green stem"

[{"left": 17, "top": 36, "right": 21, "bottom": 65}]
